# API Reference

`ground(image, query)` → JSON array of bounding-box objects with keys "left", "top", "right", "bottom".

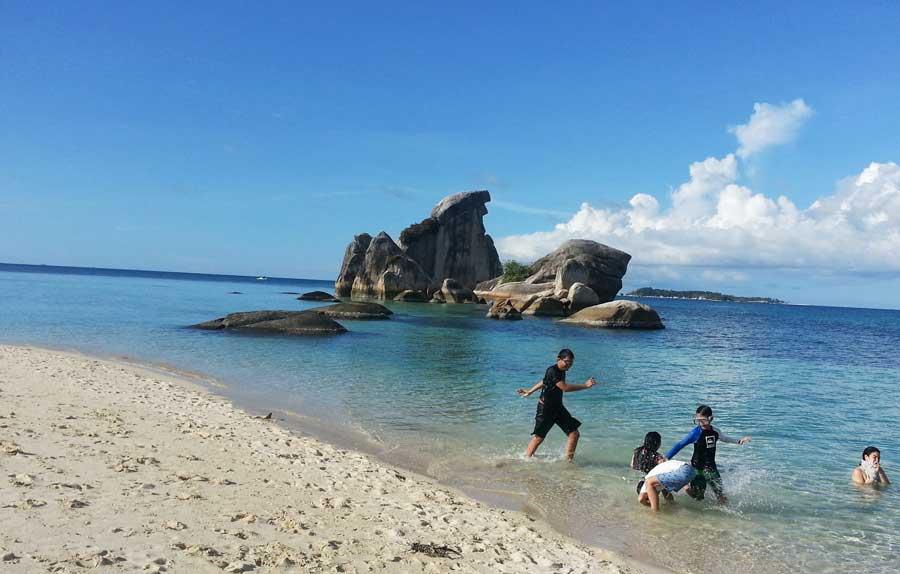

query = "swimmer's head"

[
  {"left": 642, "top": 431, "right": 661, "bottom": 452},
  {"left": 694, "top": 405, "right": 714, "bottom": 428},
  {"left": 862, "top": 446, "right": 881, "bottom": 464}
]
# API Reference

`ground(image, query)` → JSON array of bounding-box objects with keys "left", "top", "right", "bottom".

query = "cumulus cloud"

[
  {"left": 730, "top": 99, "right": 813, "bottom": 159},
  {"left": 496, "top": 101, "right": 900, "bottom": 274}
]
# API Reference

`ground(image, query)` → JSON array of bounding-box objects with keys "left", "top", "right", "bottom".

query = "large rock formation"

[
  {"left": 192, "top": 311, "right": 347, "bottom": 335},
  {"left": 528, "top": 239, "right": 630, "bottom": 302},
  {"left": 559, "top": 300, "right": 664, "bottom": 329},
  {"left": 474, "top": 240, "right": 631, "bottom": 316},
  {"left": 334, "top": 234, "right": 372, "bottom": 298},
  {"left": 348, "top": 232, "right": 431, "bottom": 300},
  {"left": 334, "top": 191, "right": 503, "bottom": 301},
  {"left": 400, "top": 191, "right": 503, "bottom": 291}
]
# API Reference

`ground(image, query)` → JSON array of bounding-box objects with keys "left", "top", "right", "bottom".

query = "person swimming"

[{"left": 852, "top": 446, "right": 891, "bottom": 485}]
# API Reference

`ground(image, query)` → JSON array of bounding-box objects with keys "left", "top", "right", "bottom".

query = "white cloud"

[
  {"left": 730, "top": 99, "right": 813, "bottom": 159},
  {"left": 497, "top": 160, "right": 900, "bottom": 272},
  {"left": 495, "top": 102, "right": 900, "bottom": 274}
]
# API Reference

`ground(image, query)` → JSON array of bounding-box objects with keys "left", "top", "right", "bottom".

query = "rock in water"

[
  {"left": 297, "top": 291, "right": 340, "bottom": 302},
  {"left": 486, "top": 300, "right": 523, "bottom": 320},
  {"left": 393, "top": 290, "right": 428, "bottom": 302},
  {"left": 522, "top": 296, "right": 567, "bottom": 317},
  {"left": 191, "top": 311, "right": 347, "bottom": 335},
  {"left": 475, "top": 281, "right": 554, "bottom": 304},
  {"left": 526, "top": 240, "right": 630, "bottom": 303},
  {"left": 440, "top": 278, "right": 475, "bottom": 303},
  {"left": 567, "top": 282, "right": 600, "bottom": 312},
  {"left": 559, "top": 300, "right": 664, "bottom": 329},
  {"left": 400, "top": 190, "right": 503, "bottom": 291},
  {"left": 335, "top": 233, "right": 373, "bottom": 298},
  {"left": 349, "top": 232, "right": 431, "bottom": 299},
  {"left": 309, "top": 302, "right": 393, "bottom": 320}
]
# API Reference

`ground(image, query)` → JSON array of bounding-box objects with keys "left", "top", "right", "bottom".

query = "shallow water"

[{"left": 1, "top": 263, "right": 898, "bottom": 573}]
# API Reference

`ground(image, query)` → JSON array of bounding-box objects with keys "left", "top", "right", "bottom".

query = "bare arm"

[
  {"left": 852, "top": 467, "right": 870, "bottom": 485},
  {"left": 517, "top": 380, "right": 544, "bottom": 397},
  {"left": 879, "top": 467, "right": 891, "bottom": 484},
  {"left": 556, "top": 377, "right": 597, "bottom": 393}
]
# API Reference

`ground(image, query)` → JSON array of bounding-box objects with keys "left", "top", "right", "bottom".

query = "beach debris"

[
  {"left": 73, "top": 550, "right": 115, "bottom": 568},
  {"left": 222, "top": 561, "right": 255, "bottom": 572},
  {"left": 50, "top": 482, "right": 92, "bottom": 491},
  {"left": 1, "top": 440, "right": 22, "bottom": 455},
  {"left": 61, "top": 498, "right": 89, "bottom": 509},
  {"left": 175, "top": 491, "right": 203, "bottom": 501},
  {"left": 2, "top": 551, "right": 19, "bottom": 562},
  {"left": 253, "top": 412, "right": 272, "bottom": 420},
  {"left": 164, "top": 520, "right": 187, "bottom": 531},
  {"left": 11, "top": 473, "right": 35, "bottom": 486},
  {"left": 409, "top": 542, "right": 461, "bottom": 559},
  {"left": 3, "top": 498, "right": 47, "bottom": 509}
]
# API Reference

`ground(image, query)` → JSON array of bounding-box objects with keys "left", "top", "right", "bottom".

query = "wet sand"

[{"left": 0, "top": 345, "right": 659, "bottom": 573}]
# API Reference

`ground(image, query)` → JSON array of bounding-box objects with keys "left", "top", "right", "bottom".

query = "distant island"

[{"left": 626, "top": 287, "right": 785, "bottom": 304}]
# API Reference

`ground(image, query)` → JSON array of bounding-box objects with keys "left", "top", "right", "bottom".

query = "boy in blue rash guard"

[{"left": 666, "top": 405, "right": 751, "bottom": 503}]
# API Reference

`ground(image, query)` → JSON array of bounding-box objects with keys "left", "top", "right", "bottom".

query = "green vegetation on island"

[
  {"left": 501, "top": 260, "right": 531, "bottom": 283},
  {"left": 626, "top": 287, "right": 784, "bottom": 304}
]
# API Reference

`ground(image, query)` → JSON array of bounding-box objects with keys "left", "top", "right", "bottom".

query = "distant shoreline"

[{"left": 626, "top": 287, "right": 785, "bottom": 304}]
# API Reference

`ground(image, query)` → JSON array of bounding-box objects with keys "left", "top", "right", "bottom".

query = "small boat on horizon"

[{"left": 256, "top": 276, "right": 268, "bottom": 281}]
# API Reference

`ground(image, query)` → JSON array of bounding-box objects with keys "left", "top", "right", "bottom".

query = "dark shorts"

[
  {"left": 532, "top": 403, "right": 581, "bottom": 438},
  {"left": 687, "top": 466, "right": 724, "bottom": 500}
]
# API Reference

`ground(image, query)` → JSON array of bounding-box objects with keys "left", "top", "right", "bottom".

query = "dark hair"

[
  {"left": 862, "top": 446, "right": 881, "bottom": 460},
  {"left": 632, "top": 432, "right": 663, "bottom": 474},
  {"left": 642, "top": 431, "right": 661, "bottom": 451},
  {"left": 557, "top": 348, "right": 575, "bottom": 361},
  {"left": 696, "top": 405, "right": 713, "bottom": 418}
]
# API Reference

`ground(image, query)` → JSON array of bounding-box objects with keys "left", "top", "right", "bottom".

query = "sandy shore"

[{"left": 0, "top": 345, "right": 657, "bottom": 574}]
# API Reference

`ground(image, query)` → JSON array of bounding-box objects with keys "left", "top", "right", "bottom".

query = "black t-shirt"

[{"left": 539, "top": 364, "right": 566, "bottom": 410}]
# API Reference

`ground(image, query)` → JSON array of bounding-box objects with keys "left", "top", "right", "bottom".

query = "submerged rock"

[
  {"left": 486, "top": 299, "right": 522, "bottom": 320},
  {"left": 393, "top": 290, "right": 428, "bottom": 302},
  {"left": 192, "top": 311, "right": 347, "bottom": 335},
  {"left": 559, "top": 300, "right": 664, "bottom": 329},
  {"left": 297, "top": 290, "right": 340, "bottom": 302},
  {"left": 309, "top": 302, "right": 393, "bottom": 320}
]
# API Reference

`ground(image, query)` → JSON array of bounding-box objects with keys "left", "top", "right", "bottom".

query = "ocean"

[{"left": 1, "top": 262, "right": 897, "bottom": 573}]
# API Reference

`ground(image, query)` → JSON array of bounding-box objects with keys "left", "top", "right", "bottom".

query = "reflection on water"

[{"left": 1, "top": 266, "right": 898, "bottom": 573}]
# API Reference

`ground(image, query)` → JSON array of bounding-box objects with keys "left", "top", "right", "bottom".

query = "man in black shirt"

[{"left": 517, "top": 348, "right": 597, "bottom": 461}]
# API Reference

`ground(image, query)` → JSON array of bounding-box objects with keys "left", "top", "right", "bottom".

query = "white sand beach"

[{"left": 0, "top": 345, "right": 658, "bottom": 574}]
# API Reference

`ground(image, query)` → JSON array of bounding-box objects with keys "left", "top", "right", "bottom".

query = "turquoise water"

[{"left": 1, "top": 264, "right": 898, "bottom": 573}]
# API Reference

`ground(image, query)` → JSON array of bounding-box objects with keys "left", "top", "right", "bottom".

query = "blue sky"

[{"left": 2, "top": 2, "right": 900, "bottom": 308}]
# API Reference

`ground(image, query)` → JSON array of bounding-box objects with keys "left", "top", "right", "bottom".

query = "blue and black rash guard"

[{"left": 666, "top": 426, "right": 740, "bottom": 470}]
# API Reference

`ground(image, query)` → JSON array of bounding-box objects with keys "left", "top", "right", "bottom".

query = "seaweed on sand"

[{"left": 409, "top": 542, "right": 462, "bottom": 558}]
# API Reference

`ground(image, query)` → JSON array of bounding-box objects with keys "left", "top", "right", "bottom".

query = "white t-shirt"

[{"left": 639, "top": 460, "right": 691, "bottom": 494}]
